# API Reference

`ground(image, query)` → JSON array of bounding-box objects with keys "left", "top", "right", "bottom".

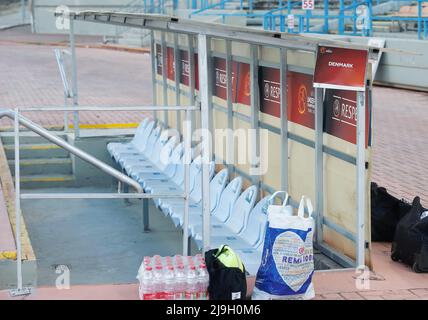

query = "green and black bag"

[{"left": 204, "top": 245, "right": 247, "bottom": 300}]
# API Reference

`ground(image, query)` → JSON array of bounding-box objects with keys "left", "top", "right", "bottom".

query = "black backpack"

[
  {"left": 204, "top": 247, "right": 247, "bottom": 300},
  {"left": 371, "top": 182, "right": 411, "bottom": 242},
  {"left": 391, "top": 197, "right": 428, "bottom": 273}
]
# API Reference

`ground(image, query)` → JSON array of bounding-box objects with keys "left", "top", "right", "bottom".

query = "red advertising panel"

[
  {"left": 235, "top": 62, "right": 251, "bottom": 106},
  {"left": 213, "top": 57, "right": 238, "bottom": 101},
  {"left": 258, "top": 67, "right": 315, "bottom": 129},
  {"left": 166, "top": 47, "right": 175, "bottom": 81},
  {"left": 324, "top": 89, "right": 370, "bottom": 147},
  {"left": 156, "top": 44, "right": 162, "bottom": 75},
  {"left": 287, "top": 71, "right": 315, "bottom": 129},
  {"left": 259, "top": 66, "right": 281, "bottom": 118},
  {"left": 179, "top": 50, "right": 199, "bottom": 90},
  {"left": 314, "top": 46, "right": 368, "bottom": 90}
]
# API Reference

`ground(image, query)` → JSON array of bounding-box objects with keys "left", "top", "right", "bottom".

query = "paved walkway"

[
  {"left": 1, "top": 243, "right": 427, "bottom": 300},
  {"left": 0, "top": 26, "right": 152, "bottom": 129}
]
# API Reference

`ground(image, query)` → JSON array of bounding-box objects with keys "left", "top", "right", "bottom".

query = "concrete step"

[
  {"left": 8, "top": 158, "right": 73, "bottom": 175},
  {"left": 4, "top": 143, "right": 70, "bottom": 159},
  {"left": 17, "top": 174, "right": 76, "bottom": 189}
]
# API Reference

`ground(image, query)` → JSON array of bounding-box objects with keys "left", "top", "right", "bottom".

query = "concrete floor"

[{"left": 21, "top": 186, "right": 199, "bottom": 287}]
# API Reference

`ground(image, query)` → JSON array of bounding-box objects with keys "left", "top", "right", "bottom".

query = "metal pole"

[
  {"left": 187, "top": 34, "right": 196, "bottom": 130},
  {"left": 143, "top": 198, "right": 150, "bottom": 232},
  {"left": 161, "top": 32, "right": 169, "bottom": 126},
  {"left": 339, "top": 0, "right": 345, "bottom": 35},
  {"left": 9, "top": 109, "right": 31, "bottom": 297},
  {"left": 198, "top": 34, "right": 211, "bottom": 252},
  {"left": 64, "top": 93, "right": 69, "bottom": 133},
  {"left": 225, "top": 40, "right": 234, "bottom": 177},
  {"left": 280, "top": 48, "right": 288, "bottom": 192},
  {"left": 69, "top": 18, "right": 80, "bottom": 138},
  {"left": 315, "top": 87, "right": 324, "bottom": 245},
  {"left": 250, "top": 45, "right": 260, "bottom": 188},
  {"left": 324, "top": 0, "right": 329, "bottom": 33},
  {"left": 14, "top": 109, "right": 22, "bottom": 291},
  {"left": 150, "top": 30, "right": 157, "bottom": 120},
  {"left": 356, "top": 90, "right": 366, "bottom": 267},
  {"left": 353, "top": 0, "right": 357, "bottom": 35},
  {"left": 418, "top": 0, "right": 422, "bottom": 40},
  {"left": 182, "top": 109, "right": 192, "bottom": 256},
  {"left": 174, "top": 33, "right": 182, "bottom": 132},
  {"left": 368, "top": 0, "right": 373, "bottom": 37}
]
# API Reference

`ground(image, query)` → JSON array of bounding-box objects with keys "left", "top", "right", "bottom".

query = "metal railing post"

[
  {"left": 368, "top": 0, "right": 373, "bottom": 37},
  {"left": 356, "top": 91, "right": 366, "bottom": 267},
  {"left": 161, "top": 32, "right": 169, "bottom": 126},
  {"left": 250, "top": 45, "right": 260, "bottom": 188},
  {"left": 280, "top": 48, "right": 288, "bottom": 192},
  {"left": 174, "top": 34, "right": 182, "bottom": 132},
  {"left": 187, "top": 35, "right": 196, "bottom": 130},
  {"left": 306, "top": 9, "right": 311, "bottom": 32},
  {"left": 418, "top": 0, "right": 422, "bottom": 40},
  {"left": 198, "top": 34, "right": 212, "bottom": 253},
  {"left": 353, "top": 0, "right": 357, "bottom": 35},
  {"left": 182, "top": 109, "right": 192, "bottom": 256},
  {"left": 69, "top": 18, "right": 80, "bottom": 138},
  {"left": 315, "top": 87, "right": 324, "bottom": 245},
  {"left": 339, "top": 0, "right": 345, "bottom": 34},
  {"left": 150, "top": 31, "right": 157, "bottom": 120},
  {"left": 324, "top": 0, "right": 329, "bottom": 33},
  {"left": 14, "top": 109, "right": 22, "bottom": 290},
  {"left": 280, "top": 48, "right": 288, "bottom": 191},
  {"left": 9, "top": 109, "right": 31, "bottom": 297},
  {"left": 225, "top": 40, "right": 234, "bottom": 177}
]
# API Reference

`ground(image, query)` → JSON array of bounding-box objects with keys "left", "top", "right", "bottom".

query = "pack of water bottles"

[{"left": 136, "top": 254, "right": 210, "bottom": 300}]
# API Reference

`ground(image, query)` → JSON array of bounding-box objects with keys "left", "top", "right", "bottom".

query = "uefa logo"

[
  {"left": 333, "top": 99, "right": 341, "bottom": 117},
  {"left": 297, "top": 85, "right": 307, "bottom": 114}
]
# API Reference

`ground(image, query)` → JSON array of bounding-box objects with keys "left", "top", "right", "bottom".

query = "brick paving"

[{"left": 0, "top": 27, "right": 153, "bottom": 129}]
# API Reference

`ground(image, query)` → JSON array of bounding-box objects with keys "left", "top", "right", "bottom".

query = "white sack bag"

[{"left": 252, "top": 195, "right": 315, "bottom": 300}]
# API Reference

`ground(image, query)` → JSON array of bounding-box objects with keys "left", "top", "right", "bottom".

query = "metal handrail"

[{"left": 0, "top": 108, "right": 144, "bottom": 193}]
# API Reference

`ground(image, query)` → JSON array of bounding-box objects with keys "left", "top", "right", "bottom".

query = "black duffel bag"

[
  {"left": 371, "top": 182, "right": 411, "bottom": 242},
  {"left": 204, "top": 245, "right": 247, "bottom": 300},
  {"left": 391, "top": 196, "right": 428, "bottom": 273}
]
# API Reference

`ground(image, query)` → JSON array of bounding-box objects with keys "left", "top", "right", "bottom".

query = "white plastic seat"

[
  {"left": 172, "top": 168, "right": 229, "bottom": 228},
  {"left": 158, "top": 156, "right": 203, "bottom": 214},
  {"left": 110, "top": 120, "right": 155, "bottom": 161},
  {"left": 208, "top": 195, "right": 270, "bottom": 250},
  {"left": 132, "top": 142, "right": 184, "bottom": 188},
  {"left": 124, "top": 133, "right": 176, "bottom": 175},
  {"left": 189, "top": 176, "right": 242, "bottom": 238},
  {"left": 118, "top": 127, "right": 167, "bottom": 169},
  {"left": 146, "top": 154, "right": 199, "bottom": 209},
  {"left": 107, "top": 118, "right": 149, "bottom": 157},
  {"left": 115, "top": 124, "right": 160, "bottom": 165},
  {"left": 143, "top": 141, "right": 203, "bottom": 194},
  {"left": 193, "top": 185, "right": 258, "bottom": 245},
  {"left": 165, "top": 162, "right": 215, "bottom": 224}
]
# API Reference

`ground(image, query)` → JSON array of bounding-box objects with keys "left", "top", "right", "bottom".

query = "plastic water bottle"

[
  {"left": 197, "top": 263, "right": 209, "bottom": 300},
  {"left": 174, "top": 264, "right": 186, "bottom": 300},
  {"left": 164, "top": 266, "right": 176, "bottom": 300},
  {"left": 153, "top": 265, "right": 165, "bottom": 300},
  {"left": 140, "top": 266, "right": 155, "bottom": 300},
  {"left": 185, "top": 265, "right": 199, "bottom": 300}
]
